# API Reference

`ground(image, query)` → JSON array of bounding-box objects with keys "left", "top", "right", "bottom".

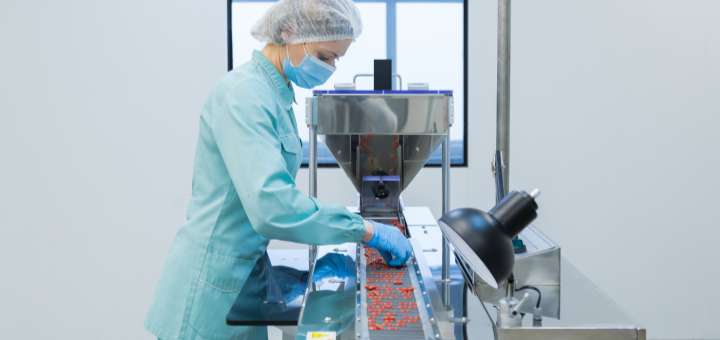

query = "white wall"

[
  {"left": 0, "top": 0, "right": 718, "bottom": 339},
  {"left": 0, "top": 0, "right": 225, "bottom": 338},
  {"left": 506, "top": 1, "right": 720, "bottom": 338}
]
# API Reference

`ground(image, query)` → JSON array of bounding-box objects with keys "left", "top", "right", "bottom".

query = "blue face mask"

[{"left": 283, "top": 45, "right": 336, "bottom": 89}]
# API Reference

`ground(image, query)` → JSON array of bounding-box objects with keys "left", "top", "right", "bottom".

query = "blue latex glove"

[
  {"left": 313, "top": 253, "right": 356, "bottom": 280},
  {"left": 365, "top": 221, "right": 412, "bottom": 267}
]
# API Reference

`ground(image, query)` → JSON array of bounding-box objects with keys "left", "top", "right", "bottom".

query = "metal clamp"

[
  {"left": 450, "top": 317, "right": 469, "bottom": 324},
  {"left": 305, "top": 98, "right": 318, "bottom": 127},
  {"left": 491, "top": 150, "right": 507, "bottom": 203}
]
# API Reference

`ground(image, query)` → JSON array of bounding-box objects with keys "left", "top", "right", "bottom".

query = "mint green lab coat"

[{"left": 145, "top": 51, "right": 366, "bottom": 340}]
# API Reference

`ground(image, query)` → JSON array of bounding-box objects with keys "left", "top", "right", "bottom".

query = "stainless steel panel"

[
  {"left": 407, "top": 255, "right": 445, "bottom": 340},
  {"left": 410, "top": 238, "right": 455, "bottom": 340},
  {"left": 403, "top": 135, "right": 445, "bottom": 190},
  {"left": 408, "top": 224, "right": 468, "bottom": 340},
  {"left": 467, "top": 226, "right": 562, "bottom": 319},
  {"left": 296, "top": 244, "right": 359, "bottom": 340},
  {"left": 313, "top": 95, "right": 450, "bottom": 135},
  {"left": 498, "top": 327, "right": 647, "bottom": 340}
]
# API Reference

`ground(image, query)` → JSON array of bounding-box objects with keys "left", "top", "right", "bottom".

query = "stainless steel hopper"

[{"left": 307, "top": 90, "right": 453, "bottom": 216}]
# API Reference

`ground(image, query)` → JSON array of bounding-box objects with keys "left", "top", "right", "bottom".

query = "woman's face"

[{"left": 286, "top": 39, "right": 353, "bottom": 68}]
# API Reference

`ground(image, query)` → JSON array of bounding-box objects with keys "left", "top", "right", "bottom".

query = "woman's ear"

[{"left": 284, "top": 43, "right": 305, "bottom": 66}]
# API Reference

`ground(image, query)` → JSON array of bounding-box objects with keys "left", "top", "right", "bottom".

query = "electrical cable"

[
  {"left": 515, "top": 285, "right": 542, "bottom": 308},
  {"left": 479, "top": 297, "right": 498, "bottom": 340}
]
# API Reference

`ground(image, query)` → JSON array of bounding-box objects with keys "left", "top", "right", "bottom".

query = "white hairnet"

[{"left": 251, "top": 0, "right": 363, "bottom": 45}]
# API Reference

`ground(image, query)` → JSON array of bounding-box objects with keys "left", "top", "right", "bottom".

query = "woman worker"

[{"left": 144, "top": 0, "right": 412, "bottom": 339}]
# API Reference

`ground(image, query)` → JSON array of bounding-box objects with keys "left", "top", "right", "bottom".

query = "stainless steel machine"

[
  {"left": 292, "top": 0, "right": 650, "bottom": 334},
  {"left": 226, "top": 84, "right": 646, "bottom": 339},
  {"left": 228, "top": 1, "right": 648, "bottom": 338},
  {"left": 300, "top": 88, "right": 456, "bottom": 340}
]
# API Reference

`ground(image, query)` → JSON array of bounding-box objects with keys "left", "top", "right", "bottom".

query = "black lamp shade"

[{"left": 438, "top": 191, "right": 538, "bottom": 288}]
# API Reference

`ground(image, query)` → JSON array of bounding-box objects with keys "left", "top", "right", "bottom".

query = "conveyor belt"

[
  {"left": 356, "top": 217, "right": 441, "bottom": 340},
  {"left": 365, "top": 248, "right": 423, "bottom": 337}
]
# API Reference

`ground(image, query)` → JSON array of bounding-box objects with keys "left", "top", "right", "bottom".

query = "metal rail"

[
  {"left": 308, "top": 101, "right": 318, "bottom": 291},
  {"left": 441, "top": 136, "right": 451, "bottom": 309},
  {"left": 496, "top": 0, "right": 512, "bottom": 196}
]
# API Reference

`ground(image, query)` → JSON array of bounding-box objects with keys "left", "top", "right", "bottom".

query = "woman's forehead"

[{"left": 314, "top": 40, "right": 352, "bottom": 56}]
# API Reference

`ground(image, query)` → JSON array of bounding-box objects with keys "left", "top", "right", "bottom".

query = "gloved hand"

[
  {"left": 314, "top": 253, "right": 355, "bottom": 280},
  {"left": 365, "top": 221, "right": 412, "bottom": 267}
]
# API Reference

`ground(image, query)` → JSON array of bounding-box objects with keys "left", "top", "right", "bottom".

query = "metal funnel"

[
  {"left": 324, "top": 134, "right": 445, "bottom": 194},
  {"left": 309, "top": 91, "right": 452, "bottom": 198}
]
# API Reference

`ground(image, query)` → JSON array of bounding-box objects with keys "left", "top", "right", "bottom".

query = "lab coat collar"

[{"left": 252, "top": 50, "right": 295, "bottom": 110}]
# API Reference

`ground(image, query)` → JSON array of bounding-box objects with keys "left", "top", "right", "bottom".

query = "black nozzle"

[{"left": 373, "top": 182, "right": 390, "bottom": 199}]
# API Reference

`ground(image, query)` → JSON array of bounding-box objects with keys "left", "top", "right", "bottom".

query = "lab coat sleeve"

[{"left": 209, "top": 89, "right": 366, "bottom": 245}]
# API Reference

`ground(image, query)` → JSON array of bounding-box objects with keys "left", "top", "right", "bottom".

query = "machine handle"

[{"left": 352, "top": 73, "right": 403, "bottom": 90}]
